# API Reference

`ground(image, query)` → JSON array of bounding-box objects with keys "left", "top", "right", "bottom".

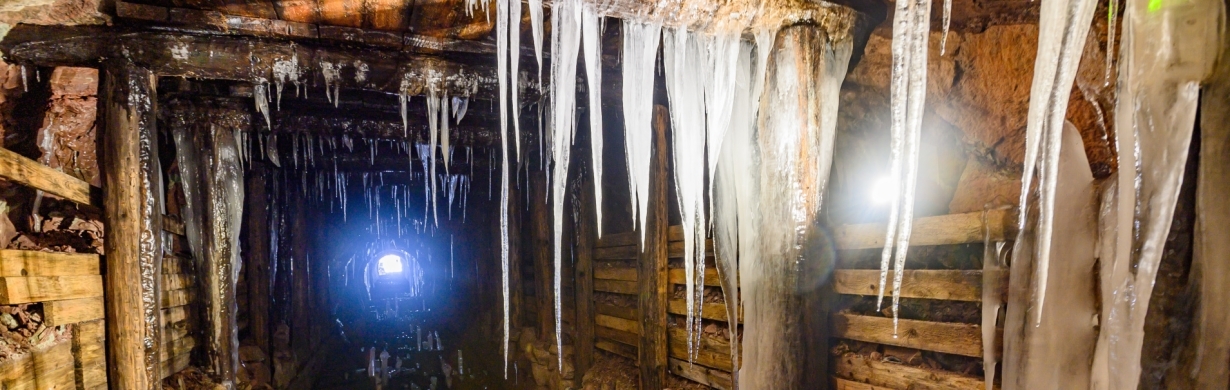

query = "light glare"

[
  {"left": 377, "top": 254, "right": 404, "bottom": 275},
  {"left": 871, "top": 176, "right": 896, "bottom": 205}
]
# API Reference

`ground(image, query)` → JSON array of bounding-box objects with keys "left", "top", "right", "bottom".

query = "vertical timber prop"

[
  {"left": 742, "top": 25, "right": 850, "bottom": 389},
  {"left": 637, "top": 106, "right": 670, "bottom": 389},
  {"left": 245, "top": 163, "right": 272, "bottom": 369},
  {"left": 99, "top": 60, "right": 165, "bottom": 389},
  {"left": 574, "top": 170, "right": 596, "bottom": 376},
  {"left": 531, "top": 177, "right": 554, "bottom": 339}
]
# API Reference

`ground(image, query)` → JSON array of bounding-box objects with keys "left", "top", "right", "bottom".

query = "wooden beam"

[
  {"left": 73, "top": 320, "right": 108, "bottom": 390},
  {"left": 670, "top": 357, "right": 733, "bottom": 390},
  {"left": 0, "top": 250, "right": 100, "bottom": 277},
  {"left": 100, "top": 60, "right": 165, "bottom": 388},
  {"left": 833, "top": 270, "right": 1005, "bottom": 302},
  {"left": 44, "top": 296, "right": 105, "bottom": 326},
  {"left": 574, "top": 173, "right": 596, "bottom": 377},
  {"left": 832, "top": 313, "right": 992, "bottom": 358},
  {"left": 835, "top": 210, "right": 1014, "bottom": 250},
  {"left": 593, "top": 279, "right": 637, "bottom": 295},
  {"left": 667, "top": 299, "right": 741, "bottom": 323},
  {"left": 638, "top": 106, "right": 670, "bottom": 390},
  {"left": 833, "top": 352, "right": 990, "bottom": 390},
  {"left": 163, "top": 215, "right": 186, "bottom": 236},
  {"left": 161, "top": 288, "right": 194, "bottom": 309},
  {"left": 0, "top": 148, "right": 98, "bottom": 206},
  {"left": 834, "top": 377, "right": 893, "bottom": 390},
  {"left": 245, "top": 164, "right": 273, "bottom": 360},
  {"left": 0, "top": 276, "right": 103, "bottom": 304},
  {"left": 529, "top": 176, "right": 554, "bottom": 339}
]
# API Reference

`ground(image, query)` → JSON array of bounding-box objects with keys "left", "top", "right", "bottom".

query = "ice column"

[
  {"left": 619, "top": 20, "right": 661, "bottom": 247},
  {"left": 581, "top": 5, "right": 604, "bottom": 237},
  {"left": 1089, "top": 1, "right": 1222, "bottom": 389},
  {"left": 549, "top": 0, "right": 582, "bottom": 371}
]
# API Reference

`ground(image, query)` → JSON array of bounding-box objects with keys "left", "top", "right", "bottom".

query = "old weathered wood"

[
  {"left": 73, "top": 320, "right": 107, "bottom": 390},
  {"left": 161, "top": 306, "right": 189, "bottom": 327},
  {"left": 832, "top": 313, "right": 992, "bottom": 358},
  {"left": 835, "top": 210, "right": 1013, "bottom": 250},
  {"left": 670, "top": 358, "right": 733, "bottom": 390},
  {"left": 666, "top": 334, "right": 732, "bottom": 371},
  {"left": 574, "top": 173, "right": 597, "bottom": 377},
  {"left": 161, "top": 273, "right": 194, "bottom": 292},
  {"left": 593, "top": 279, "right": 637, "bottom": 295},
  {"left": 290, "top": 193, "right": 311, "bottom": 364},
  {"left": 833, "top": 377, "right": 893, "bottom": 390},
  {"left": 44, "top": 297, "right": 105, "bottom": 326},
  {"left": 596, "top": 314, "right": 639, "bottom": 334},
  {"left": 161, "top": 255, "right": 191, "bottom": 276},
  {"left": 833, "top": 352, "right": 990, "bottom": 389},
  {"left": 667, "top": 300, "right": 741, "bottom": 323},
  {"left": 833, "top": 270, "right": 1005, "bottom": 302},
  {"left": 0, "top": 276, "right": 103, "bottom": 304},
  {"left": 0, "top": 147, "right": 97, "bottom": 206},
  {"left": 0, "top": 251, "right": 100, "bottom": 277},
  {"left": 159, "top": 336, "right": 196, "bottom": 363},
  {"left": 638, "top": 106, "right": 670, "bottom": 390},
  {"left": 508, "top": 180, "right": 524, "bottom": 329},
  {"left": 100, "top": 60, "right": 164, "bottom": 389},
  {"left": 593, "top": 267, "right": 637, "bottom": 281},
  {"left": 595, "top": 340, "right": 637, "bottom": 361},
  {"left": 596, "top": 326, "right": 638, "bottom": 347},
  {"left": 668, "top": 268, "right": 721, "bottom": 287},
  {"left": 162, "top": 215, "right": 186, "bottom": 236},
  {"left": 245, "top": 164, "right": 272, "bottom": 361},
  {"left": 596, "top": 304, "right": 637, "bottom": 322},
  {"left": 529, "top": 177, "right": 554, "bottom": 339},
  {"left": 160, "top": 289, "right": 194, "bottom": 309},
  {"left": 0, "top": 339, "right": 76, "bottom": 390}
]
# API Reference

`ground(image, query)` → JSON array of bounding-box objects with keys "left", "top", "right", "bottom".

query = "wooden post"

[
  {"left": 99, "top": 59, "right": 164, "bottom": 389},
  {"left": 638, "top": 106, "right": 670, "bottom": 389},
  {"left": 290, "top": 191, "right": 311, "bottom": 360},
  {"left": 530, "top": 176, "right": 554, "bottom": 339},
  {"left": 245, "top": 163, "right": 272, "bottom": 372},
  {"left": 574, "top": 171, "right": 596, "bottom": 378},
  {"left": 508, "top": 182, "right": 524, "bottom": 331}
]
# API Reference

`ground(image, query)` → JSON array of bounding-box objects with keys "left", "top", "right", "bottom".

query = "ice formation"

[
  {"left": 426, "top": 92, "right": 441, "bottom": 226},
  {"left": 876, "top": 0, "right": 932, "bottom": 334},
  {"left": 548, "top": 0, "right": 582, "bottom": 372},
  {"left": 619, "top": 20, "right": 662, "bottom": 247},
  {"left": 321, "top": 61, "right": 343, "bottom": 107},
  {"left": 1089, "top": 0, "right": 1222, "bottom": 388},
  {"left": 441, "top": 94, "right": 452, "bottom": 170},
  {"left": 663, "top": 28, "right": 709, "bottom": 361},
  {"left": 581, "top": 5, "right": 604, "bottom": 237}
]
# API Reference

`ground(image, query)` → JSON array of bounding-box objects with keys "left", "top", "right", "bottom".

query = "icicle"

[
  {"left": 663, "top": 28, "right": 710, "bottom": 363},
  {"left": 321, "top": 61, "right": 343, "bottom": 106},
  {"left": 453, "top": 96, "right": 469, "bottom": 124},
  {"left": 400, "top": 92, "right": 410, "bottom": 137},
  {"left": 581, "top": 5, "right": 605, "bottom": 238},
  {"left": 704, "top": 33, "right": 741, "bottom": 225},
  {"left": 20, "top": 66, "right": 26, "bottom": 93},
  {"left": 510, "top": 0, "right": 523, "bottom": 163},
  {"left": 427, "top": 90, "right": 441, "bottom": 227},
  {"left": 941, "top": 0, "right": 952, "bottom": 55},
  {"left": 442, "top": 94, "right": 452, "bottom": 171},
  {"left": 530, "top": 0, "right": 544, "bottom": 79},
  {"left": 874, "top": 0, "right": 932, "bottom": 337},
  {"left": 1104, "top": 0, "right": 1118, "bottom": 86},
  {"left": 620, "top": 20, "right": 662, "bottom": 247},
  {"left": 548, "top": 0, "right": 582, "bottom": 372},
  {"left": 253, "top": 79, "right": 273, "bottom": 132},
  {"left": 495, "top": 0, "right": 513, "bottom": 373},
  {"left": 273, "top": 52, "right": 300, "bottom": 111}
]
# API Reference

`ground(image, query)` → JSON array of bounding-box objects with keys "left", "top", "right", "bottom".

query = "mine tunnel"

[{"left": 0, "top": 0, "right": 1226, "bottom": 389}]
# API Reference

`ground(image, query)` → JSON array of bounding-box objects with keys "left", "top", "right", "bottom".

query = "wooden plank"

[
  {"left": 0, "top": 276, "right": 103, "bottom": 304},
  {"left": 667, "top": 268, "right": 722, "bottom": 287},
  {"left": 160, "top": 336, "right": 196, "bottom": 363},
  {"left": 666, "top": 334, "right": 732, "bottom": 371},
  {"left": 0, "top": 251, "right": 100, "bottom": 277},
  {"left": 594, "top": 245, "right": 637, "bottom": 260},
  {"left": 834, "top": 352, "right": 990, "bottom": 390},
  {"left": 162, "top": 215, "right": 185, "bottom": 236},
  {"left": 161, "top": 289, "right": 194, "bottom": 309},
  {"left": 835, "top": 210, "right": 1012, "bottom": 250},
  {"left": 161, "top": 305, "right": 189, "bottom": 328},
  {"left": 594, "top": 279, "right": 637, "bottom": 295},
  {"left": 244, "top": 164, "right": 271, "bottom": 356},
  {"left": 596, "top": 314, "right": 639, "bottom": 334},
  {"left": 596, "top": 326, "right": 638, "bottom": 347},
  {"left": 667, "top": 299, "right": 741, "bottom": 323},
  {"left": 0, "top": 340, "right": 77, "bottom": 390},
  {"left": 574, "top": 175, "right": 597, "bottom": 377},
  {"left": 100, "top": 61, "right": 164, "bottom": 388},
  {"left": 638, "top": 106, "right": 670, "bottom": 390},
  {"left": 0, "top": 147, "right": 95, "bottom": 206},
  {"left": 832, "top": 270, "right": 1002, "bottom": 302},
  {"left": 832, "top": 313, "right": 988, "bottom": 358},
  {"left": 161, "top": 255, "right": 191, "bottom": 277},
  {"left": 160, "top": 352, "right": 191, "bottom": 379},
  {"left": 595, "top": 304, "right": 636, "bottom": 321},
  {"left": 834, "top": 377, "right": 894, "bottom": 390},
  {"left": 596, "top": 340, "right": 636, "bottom": 361},
  {"left": 162, "top": 273, "right": 194, "bottom": 291},
  {"left": 73, "top": 320, "right": 106, "bottom": 389},
  {"left": 593, "top": 267, "right": 637, "bottom": 281},
  {"left": 669, "top": 358, "right": 733, "bottom": 390},
  {"left": 529, "top": 177, "right": 553, "bottom": 339},
  {"left": 44, "top": 296, "right": 104, "bottom": 326}
]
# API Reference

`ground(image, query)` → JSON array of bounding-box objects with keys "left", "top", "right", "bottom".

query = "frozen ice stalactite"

[
  {"left": 663, "top": 28, "right": 709, "bottom": 362},
  {"left": 530, "top": 0, "right": 544, "bottom": 78},
  {"left": 877, "top": 0, "right": 931, "bottom": 335},
  {"left": 940, "top": 0, "right": 952, "bottom": 55},
  {"left": 548, "top": 0, "right": 582, "bottom": 372},
  {"left": 494, "top": 0, "right": 513, "bottom": 375},
  {"left": 740, "top": 26, "right": 850, "bottom": 389},
  {"left": 1089, "top": 0, "right": 1222, "bottom": 389},
  {"left": 442, "top": 94, "right": 452, "bottom": 171},
  {"left": 272, "top": 52, "right": 300, "bottom": 111},
  {"left": 510, "top": 0, "right": 522, "bottom": 162},
  {"left": 321, "top": 61, "right": 343, "bottom": 107},
  {"left": 620, "top": 20, "right": 661, "bottom": 247},
  {"left": 1011, "top": 0, "right": 1097, "bottom": 327},
  {"left": 581, "top": 5, "right": 604, "bottom": 237},
  {"left": 452, "top": 96, "right": 469, "bottom": 124},
  {"left": 253, "top": 79, "right": 272, "bottom": 131},
  {"left": 426, "top": 91, "right": 441, "bottom": 227},
  {"left": 712, "top": 38, "right": 761, "bottom": 386}
]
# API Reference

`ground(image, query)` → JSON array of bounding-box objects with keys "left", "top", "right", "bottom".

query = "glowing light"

[
  {"left": 377, "top": 254, "right": 404, "bottom": 275},
  {"left": 870, "top": 176, "right": 897, "bottom": 205}
]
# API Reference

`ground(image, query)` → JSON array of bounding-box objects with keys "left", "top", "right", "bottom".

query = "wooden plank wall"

[
  {"left": 161, "top": 217, "right": 201, "bottom": 380},
  {"left": 589, "top": 210, "right": 1014, "bottom": 389}
]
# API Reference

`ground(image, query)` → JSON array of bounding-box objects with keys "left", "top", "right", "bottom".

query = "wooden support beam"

[
  {"left": 0, "top": 251, "right": 100, "bottom": 277},
  {"left": 832, "top": 270, "right": 1005, "bottom": 302},
  {"left": 667, "top": 300, "right": 741, "bottom": 323},
  {"left": 574, "top": 173, "right": 596, "bottom": 377},
  {"left": 100, "top": 60, "right": 165, "bottom": 388},
  {"left": 0, "top": 148, "right": 99, "bottom": 207},
  {"left": 44, "top": 296, "right": 105, "bottom": 326},
  {"left": 161, "top": 288, "right": 194, "bottom": 309},
  {"left": 831, "top": 313, "right": 993, "bottom": 358},
  {"left": 670, "top": 358, "right": 733, "bottom": 390},
  {"left": 529, "top": 176, "right": 554, "bottom": 339},
  {"left": 0, "top": 276, "right": 103, "bottom": 304},
  {"left": 833, "top": 352, "right": 990, "bottom": 389},
  {"left": 245, "top": 164, "right": 273, "bottom": 361},
  {"left": 835, "top": 210, "right": 1014, "bottom": 250},
  {"left": 638, "top": 106, "right": 670, "bottom": 390},
  {"left": 73, "top": 320, "right": 108, "bottom": 390}
]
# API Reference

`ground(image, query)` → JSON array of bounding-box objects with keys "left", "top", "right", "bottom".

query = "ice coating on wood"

[
  {"left": 620, "top": 20, "right": 661, "bottom": 247},
  {"left": 712, "top": 37, "right": 761, "bottom": 386},
  {"left": 549, "top": 0, "right": 582, "bottom": 371},
  {"left": 272, "top": 52, "right": 301, "bottom": 110},
  {"left": 1011, "top": 0, "right": 1097, "bottom": 327},
  {"left": 1089, "top": 0, "right": 1221, "bottom": 388},
  {"left": 663, "top": 27, "right": 708, "bottom": 362},
  {"left": 982, "top": 213, "right": 1007, "bottom": 389},
  {"left": 741, "top": 26, "right": 849, "bottom": 389},
  {"left": 581, "top": 5, "right": 605, "bottom": 237},
  {"left": 877, "top": 0, "right": 931, "bottom": 335}
]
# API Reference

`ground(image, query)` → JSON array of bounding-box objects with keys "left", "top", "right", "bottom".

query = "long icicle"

[
  {"left": 620, "top": 20, "right": 662, "bottom": 248},
  {"left": 496, "top": 0, "right": 511, "bottom": 375},
  {"left": 511, "top": 0, "right": 523, "bottom": 163},
  {"left": 549, "top": 0, "right": 583, "bottom": 372},
  {"left": 581, "top": 5, "right": 605, "bottom": 238}
]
